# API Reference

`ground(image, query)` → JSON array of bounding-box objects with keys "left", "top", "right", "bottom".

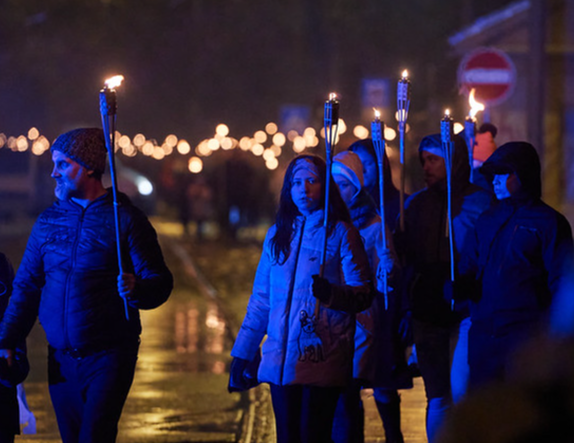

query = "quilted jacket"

[
  {"left": 0, "top": 191, "right": 173, "bottom": 351},
  {"left": 231, "top": 210, "right": 372, "bottom": 386}
]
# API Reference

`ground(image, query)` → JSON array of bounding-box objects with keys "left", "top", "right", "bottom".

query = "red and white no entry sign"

[{"left": 458, "top": 47, "right": 516, "bottom": 106}]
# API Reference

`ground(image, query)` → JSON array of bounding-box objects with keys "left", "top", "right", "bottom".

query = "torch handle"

[
  {"left": 101, "top": 111, "right": 130, "bottom": 321},
  {"left": 377, "top": 157, "right": 389, "bottom": 310},
  {"left": 444, "top": 140, "right": 456, "bottom": 309},
  {"left": 399, "top": 128, "right": 406, "bottom": 232}
]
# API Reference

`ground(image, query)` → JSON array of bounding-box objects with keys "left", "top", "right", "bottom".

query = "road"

[{"left": 4, "top": 219, "right": 427, "bottom": 442}]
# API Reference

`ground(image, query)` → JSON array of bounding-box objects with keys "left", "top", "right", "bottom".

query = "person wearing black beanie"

[{"left": 0, "top": 128, "right": 173, "bottom": 443}]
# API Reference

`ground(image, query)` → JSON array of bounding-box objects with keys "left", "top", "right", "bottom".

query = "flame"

[
  {"left": 445, "top": 108, "right": 451, "bottom": 117},
  {"left": 373, "top": 108, "right": 381, "bottom": 120},
  {"left": 105, "top": 75, "right": 124, "bottom": 89},
  {"left": 468, "top": 88, "right": 485, "bottom": 119},
  {"left": 401, "top": 69, "right": 408, "bottom": 79},
  {"left": 329, "top": 92, "right": 337, "bottom": 101}
]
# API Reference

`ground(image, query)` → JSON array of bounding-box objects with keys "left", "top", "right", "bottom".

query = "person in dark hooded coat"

[
  {"left": 396, "top": 133, "right": 492, "bottom": 443},
  {"left": 458, "top": 141, "right": 574, "bottom": 390}
]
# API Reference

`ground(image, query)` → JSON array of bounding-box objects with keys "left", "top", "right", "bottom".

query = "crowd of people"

[
  {"left": 0, "top": 121, "right": 573, "bottom": 443},
  {"left": 230, "top": 122, "right": 574, "bottom": 443}
]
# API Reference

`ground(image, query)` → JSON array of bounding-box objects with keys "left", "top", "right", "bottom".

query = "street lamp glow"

[
  {"left": 177, "top": 140, "right": 191, "bottom": 155},
  {"left": 215, "top": 124, "right": 229, "bottom": 137},
  {"left": 188, "top": 156, "right": 203, "bottom": 173}
]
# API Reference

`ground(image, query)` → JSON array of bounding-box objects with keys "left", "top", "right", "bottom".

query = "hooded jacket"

[
  {"left": 399, "top": 134, "right": 492, "bottom": 326},
  {"left": 0, "top": 190, "right": 173, "bottom": 352},
  {"left": 231, "top": 210, "right": 372, "bottom": 387},
  {"left": 461, "top": 142, "right": 574, "bottom": 337}
]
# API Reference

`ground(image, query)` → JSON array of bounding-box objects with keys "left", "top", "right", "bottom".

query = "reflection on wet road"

[{"left": 15, "top": 224, "right": 253, "bottom": 443}]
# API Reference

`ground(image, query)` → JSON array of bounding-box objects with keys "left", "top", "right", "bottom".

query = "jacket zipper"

[
  {"left": 280, "top": 217, "right": 306, "bottom": 384},
  {"left": 63, "top": 206, "right": 86, "bottom": 350}
]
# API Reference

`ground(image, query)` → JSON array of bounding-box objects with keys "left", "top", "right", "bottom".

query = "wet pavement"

[{"left": 5, "top": 219, "right": 428, "bottom": 442}]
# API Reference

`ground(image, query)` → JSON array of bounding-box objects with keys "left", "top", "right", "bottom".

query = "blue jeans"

[
  {"left": 413, "top": 317, "right": 470, "bottom": 443},
  {"left": 48, "top": 344, "right": 138, "bottom": 443}
]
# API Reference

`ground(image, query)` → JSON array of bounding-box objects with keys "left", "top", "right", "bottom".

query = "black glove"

[
  {"left": 312, "top": 275, "right": 332, "bottom": 304},
  {"left": 228, "top": 354, "right": 260, "bottom": 393},
  {"left": 0, "top": 351, "right": 29, "bottom": 388}
]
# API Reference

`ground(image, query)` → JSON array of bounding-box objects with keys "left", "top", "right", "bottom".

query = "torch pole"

[
  {"left": 316, "top": 94, "right": 339, "bottom": 319},
  {"left": 371, "top": 114, "right": 388, "bottom": 310},
  {"left": 441, "top": 112, "right": 456, "bottom": 310},
  {"left": 397, "top": 72, "right": 411, "bottom": 232},
  {"left": 464, "top": 117, "right": 476, "bottom": 182},
  {"left": 100, "top": 85, "right": 129, "bottom": 321}
]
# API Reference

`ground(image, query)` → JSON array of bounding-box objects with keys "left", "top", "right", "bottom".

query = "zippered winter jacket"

[
  {"left": 461, "top": 142, "right": 574, "bottom": 337},
  {"left": 231, "top": 210, "right": 372, "bottom": 387},
  {"left": 0, "top": 191, "right": 173, "bottom": 352},
  {"left": 399, "top": 134, "right": 492, "bottom": 326}
]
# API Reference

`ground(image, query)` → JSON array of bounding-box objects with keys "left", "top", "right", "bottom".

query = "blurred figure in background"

[
  {"left": 348, "top": 139, "right": 402, "bottom": 228},
  {"left": 471, "top": 123, "right": 498, "bottom": 191}
]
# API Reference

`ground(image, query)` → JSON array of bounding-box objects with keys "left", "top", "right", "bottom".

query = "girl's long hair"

[{"left": 270, "top": 154, "right": 350, "bottom": 264}]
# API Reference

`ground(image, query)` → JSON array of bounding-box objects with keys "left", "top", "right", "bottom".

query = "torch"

[
  {"left": 440, "top": 110, "right": 456, "bottom": 309},
  {"left": 99, "top": 75, "right": 129, "bottom": 321},
  {"left": 316, "top": 92, "right": 340, "bottom": 318},
  {"left": 464, "top": 88, "right": 485, "bottom": 177},
  {"left": 371, "top": 109, "right": 388, "bottom": 310},
  {"left": 397, "top": 70, "right": 411, "bottom": 232}
]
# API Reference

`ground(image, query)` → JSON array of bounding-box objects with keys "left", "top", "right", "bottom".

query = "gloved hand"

[
  {"left": 228, "top": 355, "right": 260, "bottom": 393},
  {"left": 311, "top": 275, "right": 332, "bottom": 304},
  {"left": 0, "top": 349, "right": 29, "bottom": 388}
]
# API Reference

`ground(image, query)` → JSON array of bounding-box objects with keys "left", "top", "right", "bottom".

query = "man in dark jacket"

[
  {"left": 397, "top": 133, "right": 491, "bottom": 443},
  {"left": 0, "top": 128, "right": 173, "bottom": 443},
  {"left": 459, "top": 141, "right": 574, "bottom": 389}
]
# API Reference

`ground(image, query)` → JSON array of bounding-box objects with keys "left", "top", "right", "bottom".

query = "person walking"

[
  {"left": 0, "top": 128, "right": 173, "bottom": 443},
  {"left": 396, "top": 133, "right": 491, "bottom": 442},
  {"left": 459, "top": 141, "right": 574, "bottom": 389},
  {"left": 0, "top": 252, "right": 28, "bottom": 443},
  {"left": 229, "top": 154, "right": 373, "bottom": 443},
  {"left": 331, "top": 151, "right": 412, "bottom": 443}
]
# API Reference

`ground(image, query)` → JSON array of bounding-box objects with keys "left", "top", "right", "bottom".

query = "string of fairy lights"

[{"left": 0, "top": 118, "right": 466, "bottom": 174}]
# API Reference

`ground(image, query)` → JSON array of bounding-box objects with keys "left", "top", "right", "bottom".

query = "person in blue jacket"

[
  {"left": 459, "top": 141, "right": 574, "bottom": 389},
  {"left": 330, "top": 151, "right": 412, "bottom": 443},
  {"left": 229, "top": 154, "right": 373, "bottom": 443},
  {"left": 0, "top": 252, "right": 28, "bottom": 443},
  {"left": 396, "top": 133, "right": 492, "bottom": 443},
  {"left": 0, "top": 128, "right": 173, "bottom": 443}
]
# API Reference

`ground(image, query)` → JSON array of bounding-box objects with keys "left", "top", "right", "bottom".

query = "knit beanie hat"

[
  {"left": 51, "top": 128, "right": 107, "bottom": 174},
  {"left": 332, "top": 151, "right": 364, "bottom": 200},
  {"left": 418, "top": 133, "right": 445, "bottom": 159}
]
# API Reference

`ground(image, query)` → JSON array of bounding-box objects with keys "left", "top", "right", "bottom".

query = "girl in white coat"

[{"left": 230, "top": 155, "right": 372, "bottom": 443}]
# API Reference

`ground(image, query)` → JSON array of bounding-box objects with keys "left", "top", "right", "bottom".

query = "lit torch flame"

[
  {"left": 468, "top": 88, "right": 485, "bottom": 119},
  {"left": 374, "top": 108, "right": 381, "bottom": 120},
  {"left": 329, "top": 92, "right": 337, "bottom": 101},
  {"left": 105, "top": 75, "right": 125, "bottom": 90},
  {"left": 445, "top": 108, "right": 451, "bottom": 117},
  {"left": 401, "top": 70, "right": 408, "bottom": 79}
]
